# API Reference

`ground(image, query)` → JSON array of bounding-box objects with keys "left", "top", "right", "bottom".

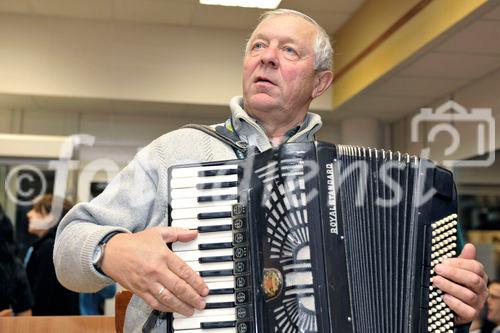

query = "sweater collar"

[{"left": 228, "top": 96, "right": 322, "bottom": 152}]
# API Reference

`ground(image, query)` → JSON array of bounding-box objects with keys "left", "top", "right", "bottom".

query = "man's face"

[
  {"left": 242, "top": 15, "right": 321, "bottom": 117},
  {"left": 487, "top": 283, "right": 500, "bottom": 324}
]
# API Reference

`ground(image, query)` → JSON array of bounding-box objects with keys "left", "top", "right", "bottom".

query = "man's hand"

[
  {"left": 0, "top": 309, "right": 13, "bottom": 316},
  {"left": 101, "top": 227, "right": 208, "bottom": 316},
  {"left": 433, "top": 243, "right": 488, "bottom": 325}
]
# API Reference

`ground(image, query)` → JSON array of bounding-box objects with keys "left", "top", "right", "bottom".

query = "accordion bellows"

[{"left": 167, "top": 142, "right": 458, "bottom": 333}]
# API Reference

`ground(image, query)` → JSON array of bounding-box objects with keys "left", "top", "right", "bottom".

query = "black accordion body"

[{"left": 167, "top": 142, "right": 458, "bottom": 333}]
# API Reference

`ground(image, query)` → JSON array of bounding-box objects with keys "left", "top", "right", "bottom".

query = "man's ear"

[{"left": 312, "top": 70, "right": 333, "bottom": 99}]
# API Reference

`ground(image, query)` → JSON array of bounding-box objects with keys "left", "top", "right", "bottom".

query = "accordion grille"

[{"left": 336, "top": 145, "right": 456, "bottom": 333}]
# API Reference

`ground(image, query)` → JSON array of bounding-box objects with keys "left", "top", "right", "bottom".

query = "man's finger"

[
  {"left": 433, "top": 275, "right": 479, "bottom": 306},
  {"left": 435, "top": 264, "right": 486, "bottom": 292},
  {"left": 458, "top": 243, "right": 476, "bottom": 260},
  {"left": 438, "top": 258, "right": 485, "bottom": 278},
  {"left": 160, "top": 270, "right": 206, "bottom": 311},
  {"left": 442, "top": 293, "right": 478, "bottom": 323},
  {"left": 150, "top": 283, "right": 195, "bottom": 317},
  {"left": 141, "top": 292, "right": 176, "bottom": 314},
  {"left": 158, "top": 227, "right": 198, "bottom": 243},
  {"left": 167, "top": 252, "right": 209, "bottom": 297}
]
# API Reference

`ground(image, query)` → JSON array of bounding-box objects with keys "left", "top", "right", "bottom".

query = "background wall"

[
  {"left": 389, "top": 65, "right": 500, "bottom": 202},
  {"left": 391, "top": 66, "right": 500, "bottom": 164},
  {"left": 0, "top": 12, "right": 336, "bottom": 195}
]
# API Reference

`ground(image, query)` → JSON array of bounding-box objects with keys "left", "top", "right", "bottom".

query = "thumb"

[
  {"left": 158, "top": 227, "right": 198, "bottom": 243},
  {"left": 458, "top": 243, "right": 476, "bottom": 260}
]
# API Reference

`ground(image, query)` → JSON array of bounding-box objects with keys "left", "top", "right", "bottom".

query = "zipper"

[{"left": 287, "top": 119, "right": 321, "bottom": 143}]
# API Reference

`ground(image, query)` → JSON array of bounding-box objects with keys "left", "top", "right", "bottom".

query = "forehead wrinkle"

[
  {"left": 246, "top": 15, "right": 320, "bottom": 57},
  {"left": 251, "top": 32, "right": 298, "bottom": 45},
  {"left": 249, "top": 32, "right": 313, "bottom": 57}
]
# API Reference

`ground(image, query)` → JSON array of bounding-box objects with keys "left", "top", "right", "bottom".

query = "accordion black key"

[{"left": 167, "top": 142, "right": 458, "bottom": 333}]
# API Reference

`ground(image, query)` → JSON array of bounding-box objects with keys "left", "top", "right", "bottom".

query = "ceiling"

[
  {"left": 0, "top": 0, "right": 364, "bottom": 118},
  {"left": 332, "top": 0, "right": 500, "bottom": 122},
  {"left": 0, "top": 93, "right": 231, "bottom": 119},
  {"left": 0, "top": 0, "right": 364, "bottom": 34}
]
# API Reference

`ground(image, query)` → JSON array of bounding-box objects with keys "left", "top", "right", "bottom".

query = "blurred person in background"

[
  {"left": 470, "top": 313, "right": 496, "bottom": 333},
  {"left": 79, "top": 182, "right": 117, "bottom": 316},
  {"left": 79, "top": 284, "right": 116, "bottom": 315},
  {"left": 25, "top": 194, "right": 80, "bottom": 316},
  {"left": 488, "top": 280, "right": 500, "bottom": 333},
  {"left": 0, "top": 204, "right": 33, "bottom": 316}
]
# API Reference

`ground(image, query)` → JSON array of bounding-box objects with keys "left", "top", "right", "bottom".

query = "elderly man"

[{"left": 54, "top": 9, "right": 488, "bottom": 332}]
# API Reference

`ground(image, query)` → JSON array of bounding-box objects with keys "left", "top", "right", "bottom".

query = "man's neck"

[
  {"left": 247, "top": 108, "right": 307, "bottom": 142},
  {"left": 269, "top": 136, "right": 283, "bottom": 147}
]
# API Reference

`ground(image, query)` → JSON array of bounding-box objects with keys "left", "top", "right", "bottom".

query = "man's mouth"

[{"left": 255, "top": 76, "right": 276, "bottom": 85}]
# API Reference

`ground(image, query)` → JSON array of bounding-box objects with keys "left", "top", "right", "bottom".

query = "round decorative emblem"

[{"left": 262, "top": 268, "right": 283, "bottom": 300}]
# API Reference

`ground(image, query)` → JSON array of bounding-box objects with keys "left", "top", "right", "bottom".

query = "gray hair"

[{"left": 245, "top": 9, "right": 333, "bottom": 71}]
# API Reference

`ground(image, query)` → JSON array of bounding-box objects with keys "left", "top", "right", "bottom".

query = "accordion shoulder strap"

[{"left": 182, "top": 124, "right": 248, "bottom": 159}]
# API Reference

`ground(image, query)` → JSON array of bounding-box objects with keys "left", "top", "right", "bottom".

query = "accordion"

[{"left": 167, "top": 142, "right": 458, "bottom": 333}]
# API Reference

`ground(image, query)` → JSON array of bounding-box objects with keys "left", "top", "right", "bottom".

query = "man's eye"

[
  {"left": 282, "top": 46, "right": 300, "bottom": 60},
  {"left": 253, "top": 42, "right": 264, "bottom": 50}
]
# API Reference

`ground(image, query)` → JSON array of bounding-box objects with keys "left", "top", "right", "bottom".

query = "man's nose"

[{"left": 260, "top": 46, "right": 279, "bottom": 68}]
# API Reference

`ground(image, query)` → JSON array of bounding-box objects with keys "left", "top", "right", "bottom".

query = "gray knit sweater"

[{"left": 54, "top": 96, "right": 322, "bottom": 332}]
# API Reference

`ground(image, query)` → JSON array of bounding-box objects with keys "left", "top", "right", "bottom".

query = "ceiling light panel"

[{"left": 199, "top": 0, "right": 281, "bottom": 9}]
